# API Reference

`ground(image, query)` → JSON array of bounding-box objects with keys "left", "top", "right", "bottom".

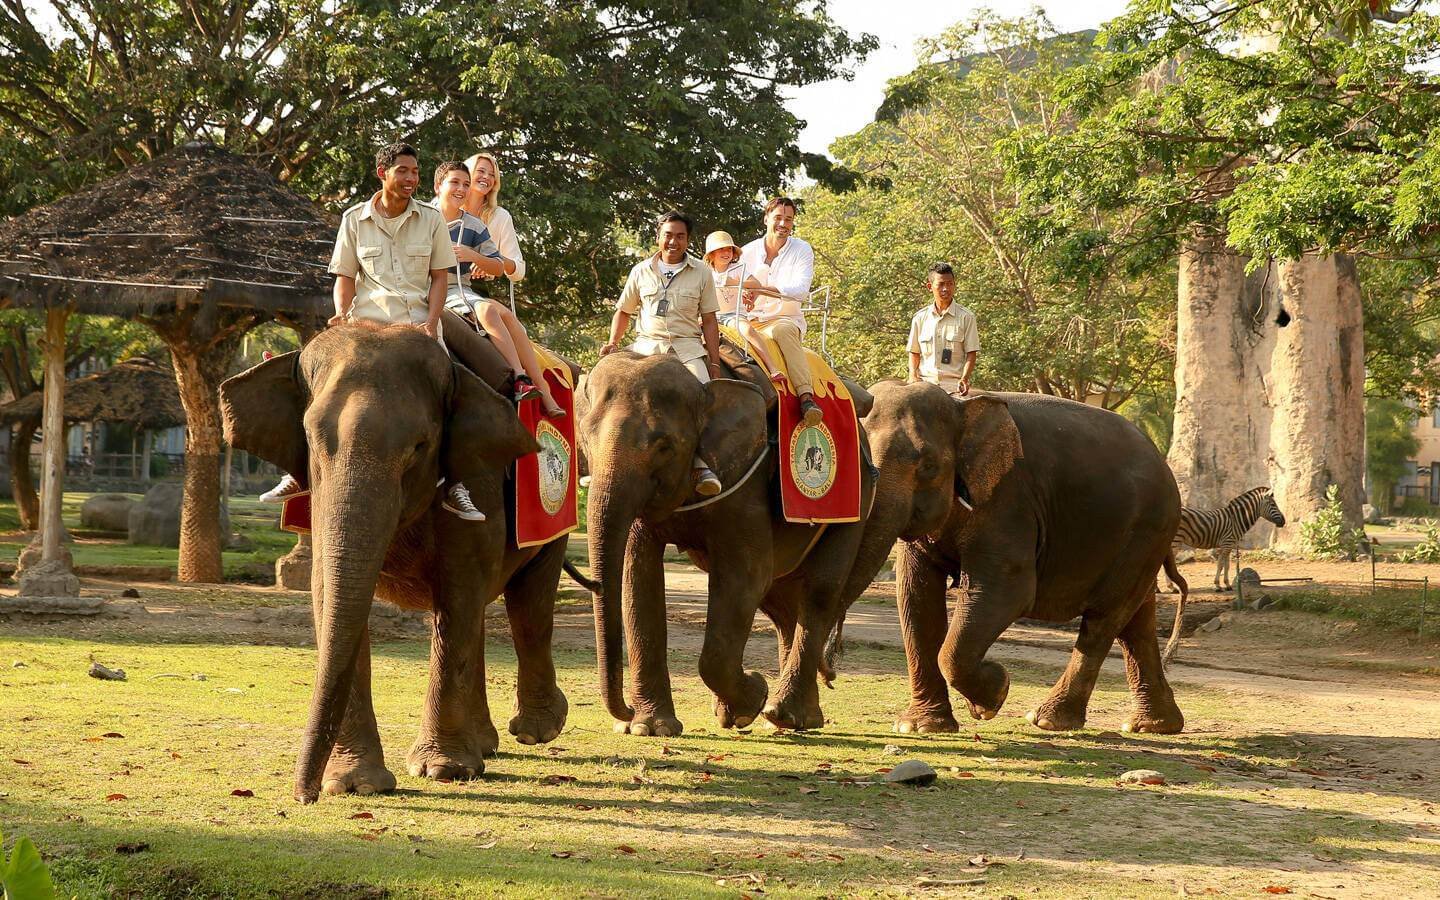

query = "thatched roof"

[
  {"left": 0, "top": 142, "right": 333, "bottom": 322},
  {"left": 0, "top": 357, "right": 185, "bottom": 429}
]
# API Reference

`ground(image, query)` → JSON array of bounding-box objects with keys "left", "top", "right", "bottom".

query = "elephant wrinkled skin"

[
  {"left": 845, "top": 382, "right": 1184, "bottom": 736},
  {"left": 221, "top": 324, "right": 571, "bottom": 803}
]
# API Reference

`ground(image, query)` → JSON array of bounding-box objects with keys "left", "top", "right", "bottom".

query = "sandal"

[{"left": 513, "top": 374, "right": 541, "bottom": 403}]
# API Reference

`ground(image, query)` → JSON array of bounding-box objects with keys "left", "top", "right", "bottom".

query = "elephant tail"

[
  {"left": 562, "top": 559, "right": 602, "bottom": 595},
  {"left": 820, "top": 614, "right": 846, "bottom": 689},
  {"left": 1160, "top": 552, "right": 1188, "bottom": 667}
]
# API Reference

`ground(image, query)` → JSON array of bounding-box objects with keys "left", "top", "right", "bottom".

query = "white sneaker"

[
  {"left": 260, "top": 473, "right": 303, "bottom": 502},
  {"left": 693, "top": 467, "right": 722, "bottom": 497},
  {"left": 442, "top": 483, "right": 487, "bottom": 521}
]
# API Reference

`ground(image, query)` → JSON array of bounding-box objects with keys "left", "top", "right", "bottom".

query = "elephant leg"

[
  {"left": 702, "top": 546, "right": 770, "bottom": 730},
  {"left": 504, "top": 540, "right": 569, "bottom": 746},
  {"left": 765, "top": 525, "right": 864, "bottom": 730},
  {"left": 408, "top": 570, "right": 500, "bottom": 780},
  {"left": 620, "top": 524, "right": 683, "bottom": 737},
  {"left": 762, "top": 580, "right": 826, "bottom": 730},
  {"left": 894, "top": 543, "right": 959, "bottom": 733},
  {"left": 321, "top": 622, "right": 397, "bottom": 796},
  {"left": 1026, "top": 611, "right": 1120, "bottom": 732},
  {"left": 761, "top": 591, "right": 798, "bottom": 675},
  {"left": 939, "top": 553, "right": 1033, "bottom": 722},
  {"left": 1116, "top": 593, "right": 1185, "bottom": 734}
]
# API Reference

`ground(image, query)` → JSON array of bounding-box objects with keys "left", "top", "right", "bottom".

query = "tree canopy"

[
  {"left": 802, "top": 12, "right": 1176, "bottom": 407},
  {"left": 0, "top": 0, "right": 875, "bottom": 348},
  {"left": 1003, "top": 0, "right": 1440, "bottom": 400}
]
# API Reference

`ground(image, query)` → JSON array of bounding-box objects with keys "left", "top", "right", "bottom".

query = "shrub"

[
  {"left": 1, "top": 824, "right": 55, "bottom": 900},
  {"left": 1396, "top": 523, "right": 1440, "bottom": 564},
  {"left": 1299, "top": 485, "right": 1369, "bottom": 560}
]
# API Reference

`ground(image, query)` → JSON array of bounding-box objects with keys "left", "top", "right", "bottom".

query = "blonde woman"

[{"left": 449, "top": 154, "right": 560, "bottom": 416}]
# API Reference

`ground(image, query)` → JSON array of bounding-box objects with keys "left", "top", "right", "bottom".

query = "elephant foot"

[
  {"left": 509, "top": 686, "right": 569, "bottom": 746},
  {"left": 322, "top": 749, "right": 397, "bottom": 798},
  {"left": 957, "top": 663, "right": 1010, "bottom": 721},
  {"left": 406, "top": 734, "right": 488, "bottom": 781},
  {"left": 894, "top": 705, "right": 960, "bottom": 734},
  {"left": 762, "top": 693, "right": 825, "bottom": 731},
  {"left": 713, "top": 671, "right": 769, "bottom": 730},
  {"left": 613, "top": 711, "right": 684, "bottom": 738},
  {"left": 1025, "top": 702, "right": 1087, "bottom": 732},
  {"left": 1123, "top": 699, "right": 1185, "bottom": 735}
]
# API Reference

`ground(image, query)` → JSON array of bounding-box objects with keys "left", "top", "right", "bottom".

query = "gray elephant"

[
  {"left": 576, "top": 350, "right": 876, "bottom": 736},
  {"left": 834, "top": 382, "right": 1184, "bottom": 735},
  {"left": 221, "top": 323, "right": 572, "bottom": 803}
]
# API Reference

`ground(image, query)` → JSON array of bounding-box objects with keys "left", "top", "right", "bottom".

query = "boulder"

[
  {"left": 883, "top": 760, "right": 937, "bottom": 786},
  {"left": 1118, "top": 769, "right": 1166, "bottom": 786},
  {"left": 128, "top": 482, "right": 230, "bottom": 548},
  {"left": 81, "top": 493, "right": 137, "bottom": 532}
]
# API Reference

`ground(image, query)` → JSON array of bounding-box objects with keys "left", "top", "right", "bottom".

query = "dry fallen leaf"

[
  {"left": 799, "top": 786, "right": 819, "bottom": 794},
  {"left": 101, "top": 732, "right": 124, "bottom": 738},
  {"left": 477, "top": 840, "right": 497, "bottom": 849},
  {"left": 357, "top": 834, "right": 378, "bottom": 842},
  {"left": 230, "top": 789, "right": 254, "bottom": 798},
  {"left": 540, "top": 774, "right": 577, "bottom": 785},
  {"left": 573, "top": 804, "right": 595, "bottom": 811},
  {"left": 114, "top": 842, "right": 148, "bottom": 854},
  {"left": 616, "top": 844, "right": 637, "bottom": 854},
  {"left": 105, "top": 793, "right": 127, "bottom": 801},
  {"left": 551, "top": 851, "right": 572, "bottom": 859},
  {"left": 11, "top": 759, "right": 31, "bottom": 766},
  {"left": 1192, "top": 764, "right": 1218, "bottom": 773},
  {"left": 1262, "top": 888, "right": 1292, "bottom": 895},
  {"left": 350, "top": 812, "right": 374, "bottom": 820}
]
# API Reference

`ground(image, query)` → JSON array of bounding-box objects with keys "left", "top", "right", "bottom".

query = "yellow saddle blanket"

[{"left": 718, "top": 322, "right": 849, "bottom": 402}]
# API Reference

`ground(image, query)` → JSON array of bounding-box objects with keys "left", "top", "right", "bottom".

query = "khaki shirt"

[
  {"left": 908, "top": 302, "right": 980, "bottom": 392},
  {"left": 329, "top": 194, "right": 456, "bottom": 325},
  {"left": 617, "top": 253, "right": 720, "bottom": 363}
]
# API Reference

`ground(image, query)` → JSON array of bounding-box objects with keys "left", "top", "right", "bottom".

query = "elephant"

[
  {"left": 835, "top": 382, "right": 1184, "bottom": 735},
  {"left": 576, "top": 349, "right": 877, "bottom": 736},
  {"left": 221, "top": 321, "right": 573, "bottom": 803}
]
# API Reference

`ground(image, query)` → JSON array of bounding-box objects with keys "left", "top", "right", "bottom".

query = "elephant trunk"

[
  {"left": 585, "top": 470, "right": 636, "bottom": 724},
  {"left": 293, "top": 479, "right": 397, "bottom": 803}
]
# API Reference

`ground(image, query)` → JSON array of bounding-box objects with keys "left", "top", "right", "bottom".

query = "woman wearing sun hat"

[{"left": 703, "top": 229, "right": 786, "bottom": 384}]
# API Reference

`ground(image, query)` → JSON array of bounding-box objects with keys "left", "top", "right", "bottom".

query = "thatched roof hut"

[
  {"left": 0, "top": 358, "right": 184, "bottom": 430},
  {"left": 0, "top": 142, "right": 334, "bottom": 584},
  {"left": 0, "top": 141, "right": 332, "bottom": 323}
]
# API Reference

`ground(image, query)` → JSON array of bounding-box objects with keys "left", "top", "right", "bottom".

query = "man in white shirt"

[
  {"left": 907, "top": 262, "right": 980, "bottom": 396},
  {"left": 601, "top": 210, "right": 725, "bottom": 495},
  {"left": 738, "top": 197, "right": 822, "bottom": 425}
]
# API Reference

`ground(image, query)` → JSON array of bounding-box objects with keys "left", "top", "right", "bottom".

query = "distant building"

[{"left": 1396, "top": 404, "right": 1440, "bottom": 508}]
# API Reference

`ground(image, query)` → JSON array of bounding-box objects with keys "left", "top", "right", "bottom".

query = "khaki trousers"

[{"left": 756, "top": 319, "right": 813, "bottom": 396}]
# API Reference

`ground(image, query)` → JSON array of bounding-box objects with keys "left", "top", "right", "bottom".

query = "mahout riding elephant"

[
  {"left": 221, "top": 320, "right": 572, "bottom": 803},
  {"left": 576, "top": 350, "right": 876, "bottom": 735},
  {"left": 833, "top": 382, "right": 1184, "bottom": 735}
]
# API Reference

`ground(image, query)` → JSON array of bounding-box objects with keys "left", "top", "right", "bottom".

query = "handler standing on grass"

[{"left": 907, "top": 262, "right": 979, "bottom": 397}]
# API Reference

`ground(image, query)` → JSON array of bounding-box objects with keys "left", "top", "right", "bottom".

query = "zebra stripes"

[{"left": 1167, "top": 487, "right": 1287, "bottom": 591}]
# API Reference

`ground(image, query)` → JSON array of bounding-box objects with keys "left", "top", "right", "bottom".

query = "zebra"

[{"left": 1160, "top": 487, "right": 1287, "bottom": 593}]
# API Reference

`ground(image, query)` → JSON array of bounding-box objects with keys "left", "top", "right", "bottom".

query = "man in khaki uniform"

[
  {"left": 329, "top": 142, "right": 455, "bottom": 337},
  {"left": 264, "top": 142, "right": 485, "bottom": 521},
  {"left": 907, "top": 262, "right": 979, "bottom": 397},
  {"left": 601, "top": 210, "right": 724, "bottom": 495}
]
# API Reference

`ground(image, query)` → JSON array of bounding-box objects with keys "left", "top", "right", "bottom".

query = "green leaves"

[{"left": 0, "top": 826, "right": 56, "bottom": 900}]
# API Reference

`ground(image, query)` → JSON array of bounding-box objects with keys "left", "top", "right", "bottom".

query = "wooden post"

[
  {"left": 141, "top": 430, "right": 152, "bottom": 481},
  {"left": 39, "top": 306, "right": 68, "bottom": 563}
]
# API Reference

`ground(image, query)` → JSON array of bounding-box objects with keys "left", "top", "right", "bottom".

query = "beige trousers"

[{"left": 756, "top": 320, "right": 813, "bottom": 396}]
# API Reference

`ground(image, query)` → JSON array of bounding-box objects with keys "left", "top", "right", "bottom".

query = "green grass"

[
  {"left": 1272, "top": 587, "right": 1435, "bottom": 636},
  {"left": 1, "top": 613, "right": 1436, "bottom": 898},
  {"left": 0, "top": 493, "right": 296, "bottom": 581}
]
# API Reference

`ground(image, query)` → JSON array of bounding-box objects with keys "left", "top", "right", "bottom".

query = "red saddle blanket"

[
  {"left": 720, "top": 324, "right": 861, "bottom": 524},
  {"left": 279, "top": 350, "right": 579, "bottom": 547}
]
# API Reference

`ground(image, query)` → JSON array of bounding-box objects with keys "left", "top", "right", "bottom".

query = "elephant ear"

[
  {"left": 954, "top": 394, "right": 1023, "bottom": 507},
  {"left": 443, "top": 362, "right": 539, "bottom": 484},
  {"left": 838, "top": 376, "right": 874, "bottom": 418},
  {"left": 221, "top": 351, "right": 306, "bottom": 480},
  {"left": 698, "top": 379, "right": 767, "bottom": 476}
]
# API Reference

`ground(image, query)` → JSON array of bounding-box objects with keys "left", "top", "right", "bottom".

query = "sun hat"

[{"left": 703, "top": 230, "right": 739, "bottom": 263}]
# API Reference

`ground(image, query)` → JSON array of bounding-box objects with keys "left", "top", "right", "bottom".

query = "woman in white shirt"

[
  {"left": 702, "top": 230, "right": 784, "bottom": 383},
  {"left": 457, "top": 152, "right": 561, "bottom": 417}
]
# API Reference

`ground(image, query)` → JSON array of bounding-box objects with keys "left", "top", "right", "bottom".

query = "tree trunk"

[
  {"left": 10, "top": 415, "right": 39, "bottom": 531},
  {"left": 1168, "top": 236, "right": 1365, "bottom": 551},
  {"left": 150, "top": 305, "right": 262, "bottom": 584}
]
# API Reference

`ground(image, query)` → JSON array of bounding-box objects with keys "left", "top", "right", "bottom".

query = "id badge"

[
  {"left": 655, "top": 295, "right": 670, "bottom": 316},
  {"left": 940, "top": 347, "right": 953, "bottom": 365}
]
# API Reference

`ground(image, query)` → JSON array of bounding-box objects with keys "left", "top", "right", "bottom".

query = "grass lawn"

[
  {"left": 0, "top": 494, "right": 296, "bottom": 581},
  {"left": 2, "top": 612, "right": 1436, "bottom": 898}
]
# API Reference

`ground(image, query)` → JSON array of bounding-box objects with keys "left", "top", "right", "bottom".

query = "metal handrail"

[{"left": 800, "top": 285, "right": 832, "bottom": 362}]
